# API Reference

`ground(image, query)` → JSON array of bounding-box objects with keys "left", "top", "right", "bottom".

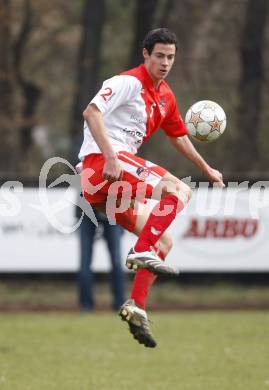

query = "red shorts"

[{"left": 81, "top": 151, "right": 167, "bottom": 232}]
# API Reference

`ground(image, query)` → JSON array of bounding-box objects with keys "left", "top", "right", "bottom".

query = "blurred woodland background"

[{"left": 0, "top": 0, "right": 269, "bottom": 181}]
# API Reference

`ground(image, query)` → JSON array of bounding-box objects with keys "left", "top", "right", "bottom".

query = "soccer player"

[{"left": 79, "top": 28, "right": 224, "bottom": 348}]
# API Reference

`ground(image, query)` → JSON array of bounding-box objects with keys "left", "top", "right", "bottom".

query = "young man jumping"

[{"left": 79, "top": 28, "right": 224, "bottom": 348}]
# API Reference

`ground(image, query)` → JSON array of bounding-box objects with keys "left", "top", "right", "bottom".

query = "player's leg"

[
  {"left": 94, "top": 201, "right": 170, "bottom": 347},
  {"left": 130, "top": 201, "right": 173, "bottom": 309},
  {"left": 113, "top": 201, "right": 173, "bottom": 348},
  {"left": 135, "top": 170, "right": 191, "bottom": 252},
  {"left": 126, "top": 171, "right": 191, "bottom": 274},
  {"left": 110, "top": 151, "right": 189, "bottom": 276},
  {"left": 82, "top": 152, "right": 190, "bottom": 276},
  {"left": 96, "top": 199, "right": 173, "bottom": 280}
]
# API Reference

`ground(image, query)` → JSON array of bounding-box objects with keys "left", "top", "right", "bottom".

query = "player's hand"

[
  {"left": 205, "top": 167, "right": 225, "bottom": 188},
  {"left": 103, "top": 156, "right": 123, "bottom": 182}
]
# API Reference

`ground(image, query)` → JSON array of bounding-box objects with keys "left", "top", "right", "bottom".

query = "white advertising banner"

[
  {"left": 0, "top": 186, "right": 268, "bottom": 272},
  {"left": 0, "top": 188, "right": 79, "bottom": 272},
  {"left": 166, "top": 186, "right": 269, "bottom": 271}
]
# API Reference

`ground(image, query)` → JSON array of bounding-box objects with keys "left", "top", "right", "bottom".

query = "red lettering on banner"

[
  {"left": 183, "top": 218, "right": 258, "bottom": 239},
  {"left": 100, "top": 87, "right": 112, "bottom": 101}
]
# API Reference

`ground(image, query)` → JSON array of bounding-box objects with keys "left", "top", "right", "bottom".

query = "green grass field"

[{"left": 0, "top": 312, "right": 268, "bottom": 390}]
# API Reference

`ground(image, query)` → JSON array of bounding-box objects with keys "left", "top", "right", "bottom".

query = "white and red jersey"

[{"left": 79, "top": 64, "right": 188, "bottom": 160}]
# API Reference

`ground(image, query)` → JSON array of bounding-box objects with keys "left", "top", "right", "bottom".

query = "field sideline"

[{"left": 0, "top": 311, "right": 268, "bottom": 389}]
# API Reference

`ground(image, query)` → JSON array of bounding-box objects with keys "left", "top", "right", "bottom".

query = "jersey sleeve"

[
  {"left": 161, "top": 96, "right": 188, "bottom": 137},
  {"left": 89, "top": 75, "right": 140, "bottom": 114}
]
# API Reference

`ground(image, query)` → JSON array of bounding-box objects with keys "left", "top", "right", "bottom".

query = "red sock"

[
  {"left": 134, "top": 194, "right": 183, "bottom": 253},
  {"left": 131, "top": 247, "right": 165, "bottom": 309}
]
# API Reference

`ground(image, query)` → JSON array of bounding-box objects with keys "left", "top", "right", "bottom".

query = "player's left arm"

[{"left": 169, "top": 135, "right": 225, "bottom": 187}]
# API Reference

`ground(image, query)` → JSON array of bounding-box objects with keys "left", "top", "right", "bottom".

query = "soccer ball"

[{"left": 185, "top": 100, "right": 226, "bottom": 142}]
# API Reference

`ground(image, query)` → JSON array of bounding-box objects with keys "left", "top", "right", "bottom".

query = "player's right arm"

[{"left": 83, "top": 104, "right": 122, "bottom": 182}]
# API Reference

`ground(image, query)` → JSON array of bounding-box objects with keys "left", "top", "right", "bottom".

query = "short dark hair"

[{"left": 142, "top": 28, "right": 178, "bottom": 55}]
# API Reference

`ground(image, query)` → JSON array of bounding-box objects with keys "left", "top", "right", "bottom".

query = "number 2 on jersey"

[{"left": 100, "top": 87, "right": 112, "bottom": 101}]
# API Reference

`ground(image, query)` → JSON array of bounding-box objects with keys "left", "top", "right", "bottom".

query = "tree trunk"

[
  {"left": 129, "top": 0, "right": 159, "bottom": 68},
  {"left": 236, "top": 0, "right": 268, "bottom": 171},
  {"left": 70, "top": 0, "right": 106, "bottom": 164},
  {"left": 155, "top": 0, "right": 175, "bottom": 28},
  {"left": 13, "top": 0, "right": 42, "bottom": 156},
  {"left": 0, "top": 0, "right": 15, "bottom": 176}
]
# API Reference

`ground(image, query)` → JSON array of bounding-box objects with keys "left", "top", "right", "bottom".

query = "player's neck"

[{"left": 144, "top": 64, "right": 161, "bottom": 89}]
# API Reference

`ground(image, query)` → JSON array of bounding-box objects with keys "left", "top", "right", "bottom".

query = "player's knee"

[
  {"left": 163, "top": 179, "right": 192, "bottom": 206},
  {"left": 174, "top": 181, "right": 191, "bottom": 205},
  {"left": 182, "top": 183, "right": 192, "bottom": 204}
]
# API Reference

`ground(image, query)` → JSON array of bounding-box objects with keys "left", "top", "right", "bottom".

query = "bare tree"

[
  {"left": 128, "top": 0, "right": 159, "bottom": 68},
  {"left": 70, "top": 0, "right": 106, "bottom": 163},
  {"left": 0, "top": 0, "right": 16, "bottom": 176},
  {"left": 191, "top": 1, "right": 225, "bottom": 75},
  {"left": 236, "top": 0, "right": 269, "bottom": 170},
  {"left": 155, "top": 0, "right": 176, "bottom": 28},
  {"left": 13, "top": 0, "right": 42, "bottom": 154}
]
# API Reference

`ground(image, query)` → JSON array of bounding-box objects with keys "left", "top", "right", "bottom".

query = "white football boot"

[
  {"left": 126, "top": 247, "right": 179, "bottom": 276},
  {"left": 119, "top": 299, "right": 157, "bottom": 348}
]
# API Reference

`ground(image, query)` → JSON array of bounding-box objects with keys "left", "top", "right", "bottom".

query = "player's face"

[{"left": 143, "top": 43, "right": 176, "bottom": 86}]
